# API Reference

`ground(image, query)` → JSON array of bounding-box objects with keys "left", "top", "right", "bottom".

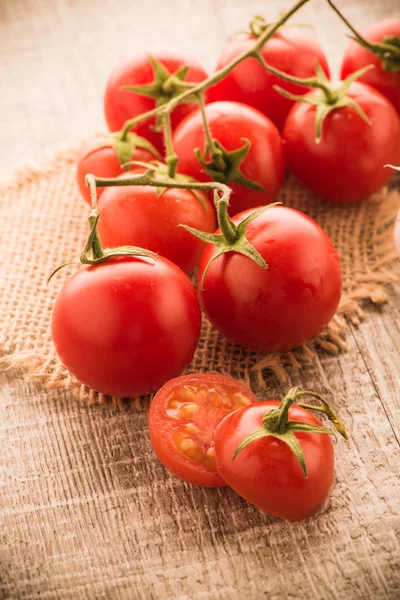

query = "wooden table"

[{"left": 1, "top": 1, "right": 399, "bottom": 598}]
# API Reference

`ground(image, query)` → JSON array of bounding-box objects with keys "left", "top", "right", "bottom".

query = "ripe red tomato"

[
  {"left": 340, "top": 18, "right": 400, "bottom": 115},
  {"left": 214, "top": 401, "right": 335, "bottom": 520},
  {"left": 283, "top": 82, "right": 400, "bottom": 203},
  {"left": 148, "top": 373, "right": 257, "bottom": 487},
  {"left": 51, "top": 256, "right": 201, "bottom": 397},
  {"left": 104, "top": 51, "right": 208, "bottom": 153},
  {"left": 207, "top": 29, "right": 330, "bottom": 131},
  {"left": 172, "top": 101, "right": 286, "bottom": 216},
  {"left": 97, "top": 171, "right": 216, "bottom": 274},
  {"left": 76, "top": 137, "right": 159, "bottom": 204},
  {"left": 197, "top": 205, "right": 342, "bottom": 352}
]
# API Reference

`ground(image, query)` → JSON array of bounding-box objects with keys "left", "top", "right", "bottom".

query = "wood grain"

[{"left": 1, "top": 0, "right": 399, "bottom": 598}]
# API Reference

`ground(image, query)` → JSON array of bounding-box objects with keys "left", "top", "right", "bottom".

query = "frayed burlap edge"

[{"left": 0, "top": 136, "right": 399, "bottom": 411}]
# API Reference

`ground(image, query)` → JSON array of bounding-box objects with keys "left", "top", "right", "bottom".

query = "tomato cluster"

[{"left": 50, "top": 0, "right": 399, "bottom": 520}]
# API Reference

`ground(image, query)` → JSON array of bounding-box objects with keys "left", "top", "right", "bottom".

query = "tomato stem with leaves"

[
  {"left": 326, "top": 0, "right": 400, "bottom": 73},
  {"left": 255, "top": 52, "right": 373, "bottom": 142},
  {"left": 117, "top": 0, "right": 311, "bottom": 166},
  {"left": 233, "top": 387, "right": 348, "bottom": 477}
]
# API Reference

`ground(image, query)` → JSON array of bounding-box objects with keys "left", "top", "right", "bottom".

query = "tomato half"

[
  {"left": 340, "top": 18, "right": 400, "bottom": 115},
  {"left": 104, "top": 51, "right": 208, "bottom": 153},
  {"left": 214, "top": 401, "right": 335, "bottom": 520},
  {"left": 172, "top": 101, "right": 286, "bottom": 216},
  {"left": 208, "top": 29, "right": 330, "bottom": 131},
  {"left": 51, "top": 256, "right": 201, "bottom": 397},
  {"left": 197, "top": 205, "right": 342, "bottom": 352},
  {"left": 97, "top": 171, "right": 216, "bottom": 275},
  {"left": 148, "top": 373, "right": 257, "bottom": 487},
  {"left": 283, "top": 82, "right": 400, "bottom": 203},
  {"left": 76, "top": 137, "right": 158, "bottom": 204}
]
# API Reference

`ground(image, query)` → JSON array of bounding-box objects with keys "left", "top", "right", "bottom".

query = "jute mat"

[{"left": 1, "top": 137, "right": 399, "bottom": 410}]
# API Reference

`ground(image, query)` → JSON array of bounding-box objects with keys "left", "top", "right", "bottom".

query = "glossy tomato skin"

[
  {"left": 208, "top": 30, "right": 330, "bottom": 131},
  {"left": 172, "top": 101, "right": 286, "bottom": 216},
  {"left": 284, "top": 82, "right": 400, "bottom": 203},
  {"left": 198, "top": 206, "right": 342, "bottom": 352},
  {"left": 214, "top": 401, "right": 335, "bottom": 520},
  {"left": 76, "top": 137, "right": 157, "bottom": 204},
  {"left": 51, "top": 256, "right": 201, "bottom": 397},
  {"left": 148, "top": 373, "right": 258, "bottom": 487},
  {"left": 104, "top": 51, "right": 208, "bottom": 153},
  {"left": 97, "top": 171, "right": 216, "bottom": 274},
  {"left": 340, "top": 18, "right": 400, "bottom": 115}
]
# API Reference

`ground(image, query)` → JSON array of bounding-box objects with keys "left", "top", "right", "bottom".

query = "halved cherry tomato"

[
  {"left": 208, "top": 29, "right": 330, "bottom": 131},
  {"left": 97, "top": 171, "right": 216, "bottom": 275},
  {"left": 104, "top": 51, "right": 208, "bottom": 153},
  {"left": 148, "top": 373, "right": 257, "bottom": 487}
]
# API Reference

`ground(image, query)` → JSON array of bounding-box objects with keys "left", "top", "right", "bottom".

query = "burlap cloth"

[{"left": 1, "top": 138, "right": 399, "bottom": 410}]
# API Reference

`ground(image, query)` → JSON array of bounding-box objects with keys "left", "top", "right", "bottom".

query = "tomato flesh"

[{"left": 148, "top": 374, "right": 257, "bottom": 487}]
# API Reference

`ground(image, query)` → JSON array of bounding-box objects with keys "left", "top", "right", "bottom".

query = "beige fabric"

[{"left": 1, "top": 140, "right": 399, "bottom": 410}]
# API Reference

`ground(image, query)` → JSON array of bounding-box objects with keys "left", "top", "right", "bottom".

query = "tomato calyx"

[
  {"left": 233, "top": 387, "right": 349, "bottom": 477},
  {"left": 327, "top": 0, "right": 400, "bottom": 73},
  {"left": 183, "top": 200, "right": 280, "bottom": 287},
  {"left": 194, "top": 137, "right": 266, "bottom": 192},
  {"left": 90, "top": 132, "right": 161, "bottom": 167},
  {"left": 122, "top": 55, "right": 198, "bottom": 116},
  {"left": 261, "top": 58, "right": 373, "bottom": 142}
]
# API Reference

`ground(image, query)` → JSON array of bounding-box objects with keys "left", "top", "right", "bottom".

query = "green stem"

[
  {"left": 273, "top": 387, "right": 298, "bottom": 433},
  {"left": 163, "top": 112, "right": 178, "bottom": 178},
  {"left": 117, "top": 0, "right": 311, "bottom": 138},
  {"left": 196, "top": 92, "right": 226, "bottom": 171},
  {"left": 256, "top": 52, "right": 336, "bottom": 102},
  {"left": 217, "top": 199, "right": 238, "bottom": 244},
  {"left": 325, "top": 0, "right": 395, "bottom": 54},
  {"left": 92, "top": 171, "right": 232, "bottom": 204},
  {"left": 85, "top": 174, "right": 105, "bottom": 259}
]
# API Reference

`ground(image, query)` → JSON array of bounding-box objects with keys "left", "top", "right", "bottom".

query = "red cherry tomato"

[
  {"left": 148, "top": 373, "right": 258, "bottom": 487},
  {"left": 340, "top": 18, "right": 400, "bottom": 115},
  {"left": 172, "top": 101, "right": 286, "bottom": 216},
  {"left": 197, "top": 205, "right": 342, "bottom": 352},
  {"left": 214, "top": 401, "right": 335, "bottom": 520},
  {"left": 283, "top": 82, "right": 400, "bottom": 203},
  {"left": 208, "top": 29, "right": 330, "bottom": 131},
  {"left": 76, "top": 137, "right": 158, "bottom": 204},
  {"left": 104, "top": 51, "right": 208, "bottom": 153},
  {"left": 51, "top": 256, "right": 201, "bottom": 397},
  {"left": 97, "top": 171, "right": 216, "bottom": 275}
]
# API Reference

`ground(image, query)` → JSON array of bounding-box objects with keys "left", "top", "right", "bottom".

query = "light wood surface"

[{"left": 1, "top": 1, "right": 399, "bottom": 598}]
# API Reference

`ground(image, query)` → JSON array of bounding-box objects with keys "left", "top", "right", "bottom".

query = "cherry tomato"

[
  {"left": 197, "top": 205, "right": 342, "bottom": 352},
  {"left": 76, "top": 137, "right": 158, "bottom": 204},
  {"left": 51, "top": 256, "right": 201, "bottom": 397},
  {"left": 104, "top": 51, "right": 208, "bottom": 153},
  {"left": 172, "top": 101, "right": 286, "bottom": 216},
  {"left": 214, "top": 401, "right": 334, "bottom": 520},
  {"left": 97, "top": 171, "right": 216, "bottom": 275},
  {"left": 283, "top": 82, "right": 400, "bottom": 203},
  {"left": 148, "top": 373, "right": 258, "bottom": 487},
  {"left": 208, "top": 29, "right": 330, "bottom": 131},
  {"left": 340, "top": 18, "right": 400, "bottom": 115}
]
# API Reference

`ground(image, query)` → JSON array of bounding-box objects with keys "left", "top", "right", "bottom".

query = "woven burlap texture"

[{"left": 1, "top": 137, "right": 399, "bottom": 410}]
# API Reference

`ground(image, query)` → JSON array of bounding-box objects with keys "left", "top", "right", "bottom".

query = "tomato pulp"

[{"left": 148, "top": 373, "right": 257, "bottom": 487}]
